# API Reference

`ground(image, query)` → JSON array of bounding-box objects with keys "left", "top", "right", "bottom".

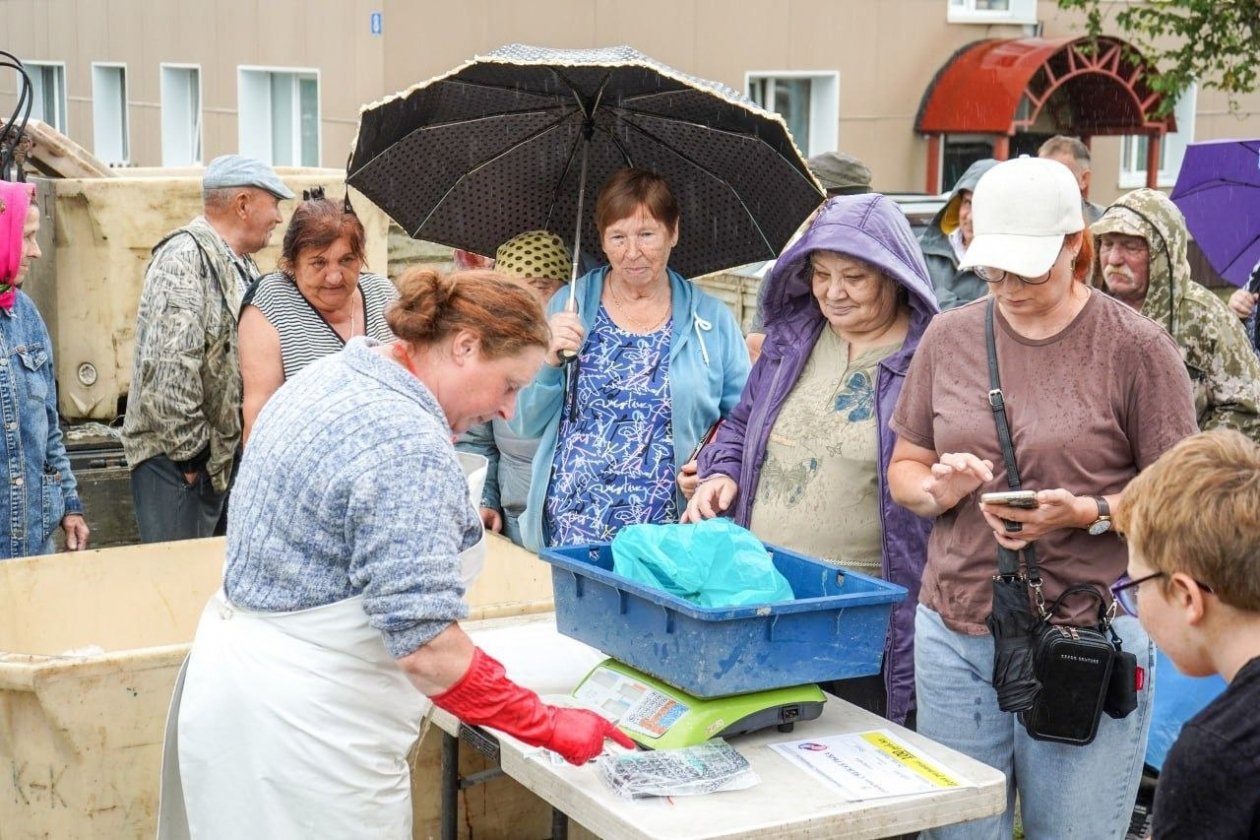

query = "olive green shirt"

[{"left": 749, "top": 329, "right": 901, "bottom": 576}]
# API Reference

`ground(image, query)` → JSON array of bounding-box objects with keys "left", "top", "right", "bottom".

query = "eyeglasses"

[
  {"left": 975, "top": 264, "right": 1053, "bottom": 286},
  {"left": 974, "top": 240, "right": 1066, "bottom": 286},
  {"left": 1099, "top": 238, "right": 1149, "bottom": 257},
  {"left": 1110, "top": 571, "right": 1215, "bottom": 618}
]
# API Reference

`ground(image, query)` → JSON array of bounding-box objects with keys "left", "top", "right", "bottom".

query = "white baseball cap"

[{"left": 958, "top": 156, "right": 1084, "bottom": 278}]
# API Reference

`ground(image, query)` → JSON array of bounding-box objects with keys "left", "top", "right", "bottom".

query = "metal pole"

[
  {"left": 564, "top": 137, "right": 591, "bottom": 313},
  {"left": 440, "top": 731, "right": 459, "bottom": 840}
]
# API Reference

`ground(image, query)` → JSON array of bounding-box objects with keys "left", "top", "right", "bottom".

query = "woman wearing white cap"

[{"left": 887, "top": 157, "right": 1197, "bottom": 839}]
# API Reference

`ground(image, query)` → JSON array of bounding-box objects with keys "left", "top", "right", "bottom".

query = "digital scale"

[{"left": 573, "top": 658, "right": 827, "bottom": 750}]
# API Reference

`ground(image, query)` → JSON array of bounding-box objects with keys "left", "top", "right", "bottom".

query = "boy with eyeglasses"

[{"left": 1112, "top": 429, "right": 1260, "bottom": 839}]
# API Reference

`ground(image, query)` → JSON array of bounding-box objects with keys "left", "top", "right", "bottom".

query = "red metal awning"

[{"left": 916, "top": 36, "right": 1175, "bottom": 137}]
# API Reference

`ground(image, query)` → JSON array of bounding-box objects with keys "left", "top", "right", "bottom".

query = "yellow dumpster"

[{"left": 0, "top": 536, "right": 560, "bottom": 839}]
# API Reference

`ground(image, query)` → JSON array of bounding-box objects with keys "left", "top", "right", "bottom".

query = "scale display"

[{"left": 573, "top": 659, "right": 826, "bottom": 750}]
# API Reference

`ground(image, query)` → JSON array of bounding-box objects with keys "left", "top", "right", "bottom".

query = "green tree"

[{"left": 1056, "top": 0, "right": 1260, "bottom": 113}]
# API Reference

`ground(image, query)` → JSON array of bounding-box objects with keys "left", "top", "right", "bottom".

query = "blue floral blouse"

[{"left": 545, "top": 305, "right": 677, "bottom": 545}]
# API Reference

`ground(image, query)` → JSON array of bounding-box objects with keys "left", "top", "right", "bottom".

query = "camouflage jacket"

[
  {"left": 121, "top": 217, "right": 259, "bottom": 492},
  {"left": 1093, "top": 190, "right": 1260, "bottom": 444}
]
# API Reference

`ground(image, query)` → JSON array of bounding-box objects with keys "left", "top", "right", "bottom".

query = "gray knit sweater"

[{"left": 223, "top": 338, "right": 480, "bottom": 657}]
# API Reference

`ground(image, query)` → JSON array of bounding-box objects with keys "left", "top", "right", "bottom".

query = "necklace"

[{"left": 607, "top": 281, "right": 670, "bottom": 333}]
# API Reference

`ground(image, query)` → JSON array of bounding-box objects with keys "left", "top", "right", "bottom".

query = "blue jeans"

[
  {"left": 915, "top": 604, "right": 1154, "bottom": 840},
  {"left": 502, "top": 509, "right": 524, "bottom": 547}
]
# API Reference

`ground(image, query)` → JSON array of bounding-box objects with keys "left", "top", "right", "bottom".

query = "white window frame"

[
  {"left": 946, "top": 0, "right": 1037, "bottom": 25},
  {"left": 23, "top": 61, "right": 68, "bottom": 133},
  {"left": 91, "top": 62, "right": 130, "bottom": 165},
  {"left": 744, "top": 71, "right": 839, "bottom": 160},
  {"left": 1118, "top": 83, "right": 1197, "bottom": 189},
  {"left": 237, "top": 65, "right": 321, "bottom": 167},
  {"left": 160, "top": 63, "right": 203, "bottom": 166}
]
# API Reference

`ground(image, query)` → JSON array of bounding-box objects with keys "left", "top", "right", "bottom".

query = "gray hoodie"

[{"left": 918, "top": 158, "right": 998, "bottom": 310}]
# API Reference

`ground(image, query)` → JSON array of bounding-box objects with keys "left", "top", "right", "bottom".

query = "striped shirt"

[{"left": 243, "top": 271, "right": 398, "bottom": 380}]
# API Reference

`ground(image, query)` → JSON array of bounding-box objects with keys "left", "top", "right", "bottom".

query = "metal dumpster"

[{"left": 0, "top": 536, "right": 560, "bottom": 839}]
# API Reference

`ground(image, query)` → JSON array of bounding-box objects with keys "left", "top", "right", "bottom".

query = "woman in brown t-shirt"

[{"left": 888, "top": 158, "right": 1197, "bottom": 840}]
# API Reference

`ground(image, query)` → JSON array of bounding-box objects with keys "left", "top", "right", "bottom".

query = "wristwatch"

[{"left": 1087, "top": 496, "right": 1112, "bottom": 536}]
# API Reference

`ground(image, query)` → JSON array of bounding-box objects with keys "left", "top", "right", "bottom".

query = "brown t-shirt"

[{"left": 891, "top": 290, "right": 1197, "bottom": 633}]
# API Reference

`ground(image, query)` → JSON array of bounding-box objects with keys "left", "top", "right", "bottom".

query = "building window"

[
  {"left": 942, "top": 135, "right": 996, "bottom": 192},
  {"left": 746, "top": 72, "right": 839, "bottom": 159},
  {"left": 238, "top": 67, "right": 320, "bottom": 167},
  {"left": 947, "top": 0, "right": 1037, "bottom": 24},
  {"left": 1119, "top": 83, "right": 1197, "bottom": 189},
  {"left": 161, "top": 65, "right": 202, "bottom": 166},
  {"left": 91, "top": 63, "right": 129, "bottom": 165},
  {"left": 24, "top": 62, "right": 67, "bottom": 133}
]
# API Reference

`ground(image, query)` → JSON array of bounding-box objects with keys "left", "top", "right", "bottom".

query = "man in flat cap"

[
  {"left": 807, "top": 151, "right": 873, "bottom": 198},
  {"left": 123, "top": 155, "right": 292, "bottom": 542}
]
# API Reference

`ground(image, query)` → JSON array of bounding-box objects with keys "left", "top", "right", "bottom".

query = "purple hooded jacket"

[{"left": 698, "top": 194, "right": 939, "bottom": 724}]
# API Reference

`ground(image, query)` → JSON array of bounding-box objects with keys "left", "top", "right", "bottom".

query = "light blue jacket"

[
  {"left": 511, "top": 265, "right": 750, "bottom": 552},
  {"left": 0, "top": 292, "right": 82, "bottom": 558},
  {"left": 455, "top": 418, "right": 537, "bottom": 546}
]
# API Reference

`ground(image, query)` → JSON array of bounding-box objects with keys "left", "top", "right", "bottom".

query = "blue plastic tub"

[{"left": 540, "top": 542, "right": 908, "bottom": 698}]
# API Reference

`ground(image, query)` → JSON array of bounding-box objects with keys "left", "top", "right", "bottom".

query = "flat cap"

[
  {"left": 808, "top": 151, "right": 872, "bottom": 196},
  {"left": 202, "top": 155, "right": 295, "bottom": 200}
]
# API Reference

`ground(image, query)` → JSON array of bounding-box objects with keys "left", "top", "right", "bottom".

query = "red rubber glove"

[{"left": 430, "top": 647, "right": 635, "bottom": 765}]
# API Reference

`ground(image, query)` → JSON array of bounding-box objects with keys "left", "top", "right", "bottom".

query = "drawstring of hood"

[{"left": 692, "top": 312, "right": 712, "bottom": 366}]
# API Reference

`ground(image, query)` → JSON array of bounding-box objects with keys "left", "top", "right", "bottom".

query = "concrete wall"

[{"left": 1, "top": 0, "right": 1258, "bottom": 199}]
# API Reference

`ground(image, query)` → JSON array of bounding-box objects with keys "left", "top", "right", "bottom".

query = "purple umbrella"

[{"left": 1170, "top": 138, "right": 1260, "bottom": 288}]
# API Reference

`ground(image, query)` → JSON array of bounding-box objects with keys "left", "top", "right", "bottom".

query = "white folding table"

[{"left": 430, "top": 613, "right": 1006, "bottom": 840}]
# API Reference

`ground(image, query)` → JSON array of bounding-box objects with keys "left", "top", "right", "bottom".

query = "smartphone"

[
  {"left": 686, "top": 419, "right": 723, "bottom": 464},
  {"left": 980, "top": 490, "right": 1039, "bottom": 509}
]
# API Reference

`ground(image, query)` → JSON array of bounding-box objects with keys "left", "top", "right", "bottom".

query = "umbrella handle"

[{"left": 560, "top": 285, "right": 578, "bottom": 361}]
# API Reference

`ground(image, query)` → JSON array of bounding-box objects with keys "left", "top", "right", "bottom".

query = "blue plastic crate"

[{"left": 540, "top": 541, "right": 908, "bottom": 698}]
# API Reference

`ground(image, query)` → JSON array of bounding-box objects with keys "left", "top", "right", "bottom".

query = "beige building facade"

[{"left": 2, "top": 0, "right": 1258, "bottom": 203}]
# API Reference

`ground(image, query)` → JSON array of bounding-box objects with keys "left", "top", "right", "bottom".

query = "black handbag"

[
  {"left": 982, "top": 300, "right": 1135, "bottom": 746},
  {"left": 1019, "top": 585, "right": 1120, "bottom": 745}
]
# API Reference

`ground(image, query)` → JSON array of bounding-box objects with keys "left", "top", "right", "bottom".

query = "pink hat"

[{"left": 0, "top": 181, "right": 35, "bottom": 285}]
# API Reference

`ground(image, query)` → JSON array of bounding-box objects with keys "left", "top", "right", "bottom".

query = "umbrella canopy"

[
  {"left": 1170, "top": 138, "right": 1260, "bottom": 287},
  {"left": 347, "top": 44, "right": 823, "bottom": 280}
]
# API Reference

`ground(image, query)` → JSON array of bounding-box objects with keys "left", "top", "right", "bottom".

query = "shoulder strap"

[{"left": 985, "top": 299, "right": 1042, "bottom": 587}]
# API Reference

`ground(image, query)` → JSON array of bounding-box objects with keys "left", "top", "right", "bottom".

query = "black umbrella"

[
  {"left": 986, "top": 547, "right": 1041, "bottom": 713},
  {"left": 347, "top": 43, "right": 824, "bottom": 301}
]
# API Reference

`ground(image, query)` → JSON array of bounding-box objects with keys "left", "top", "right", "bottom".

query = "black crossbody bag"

[{"left": 984, "top": 300, "right": 1138, "bottom": 746}]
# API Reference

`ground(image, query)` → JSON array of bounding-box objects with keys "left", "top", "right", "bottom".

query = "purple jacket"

[{"left": 699, "top": 194, "right": 939, "bottom": 724}]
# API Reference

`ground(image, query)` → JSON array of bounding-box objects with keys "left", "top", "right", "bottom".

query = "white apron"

[{"left": 157, "top": 453, "right": 489, "bottom": 840}]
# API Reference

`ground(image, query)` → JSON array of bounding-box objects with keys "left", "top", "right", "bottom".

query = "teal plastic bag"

[{"left": 610, "top": 519, "right": 794, "bottom": 607}]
